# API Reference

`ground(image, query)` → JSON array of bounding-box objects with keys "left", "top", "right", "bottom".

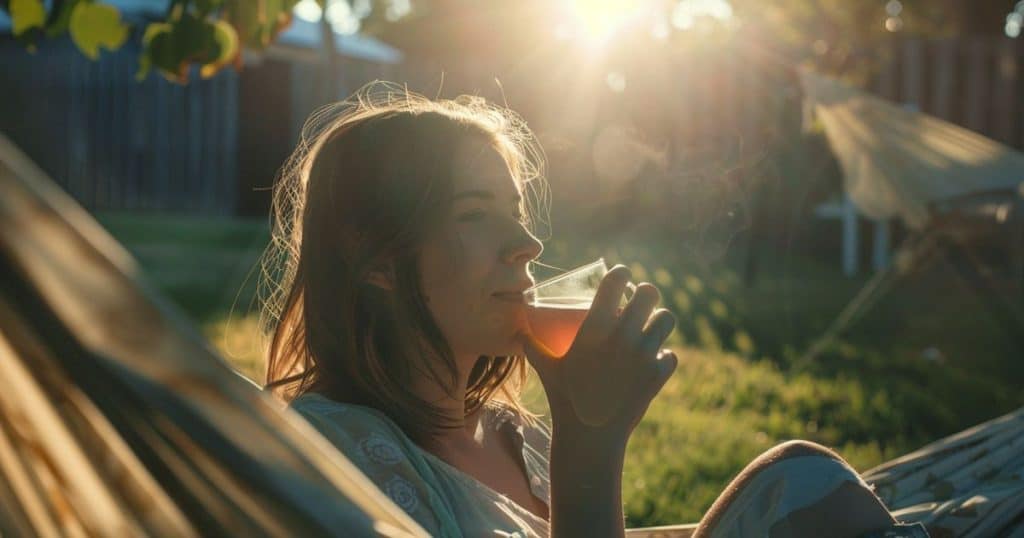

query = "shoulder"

[
  {"left": 291, "top": 392, "right": 387, "bottom": 428},
  {"left": 290, "top": 393, "right": 413, "bottom": 464},
  {"left": 290, "top": 393, "right": 447, "bottom": 533}
]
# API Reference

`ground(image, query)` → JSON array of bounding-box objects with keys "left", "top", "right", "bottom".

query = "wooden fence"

[
  {"left": 876, "top": 36, "right": 1024, "bottom": 150},
  {"left": 1, "top": 34, "right": 1021, "bottom": 216},
  {"left": 0, "top": 37, "right": 239, "bottom": 214}
]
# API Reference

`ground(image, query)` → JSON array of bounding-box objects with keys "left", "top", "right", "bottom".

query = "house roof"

[{"left": 275, "top": 17, "right": 403, "bottom": 64}]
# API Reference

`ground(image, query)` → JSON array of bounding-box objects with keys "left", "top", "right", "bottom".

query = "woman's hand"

[
  {"left": 519, "top": 265, "right": 677, "bottom": 436},
  {"left": 520, "top": 265, "right": 675, "bottom": 538}
]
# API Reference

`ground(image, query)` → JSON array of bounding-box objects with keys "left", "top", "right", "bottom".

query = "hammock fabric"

[
  {"left": 0, "top": 132, "right": 427, "bottom": 537},
  {"left": 799, "top": 70, "right": 1024, "bottom": 230},
  {"left": 1, "top": 130, "right": 1021, "bottom": 536},
  {"left": 862, "top": 408, "right": 1024, "bottom": 537}
]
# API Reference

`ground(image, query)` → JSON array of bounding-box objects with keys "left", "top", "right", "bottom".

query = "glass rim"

[{"left": 524, "top": 257, "right": 606, "bottom": 294}]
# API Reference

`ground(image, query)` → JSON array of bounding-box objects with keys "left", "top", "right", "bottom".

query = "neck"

[{"left": 412, "top": 352, "right": 486, "bottom": 451}]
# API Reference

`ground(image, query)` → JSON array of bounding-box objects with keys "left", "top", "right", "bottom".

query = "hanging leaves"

[
  {"left": 9, "top": 0, "right": 45, "bottom": 36},
  {"left": 200, "top": 20, "right": 240, "bottom": 78},
  {"left": 9, "top": 0, "right": 46, "bottom": 51},
  {"left": 46, "top": 0, "right": 87, "bottom": 38},
  {"left": 136, "top": 7, "right": 241, "bottom": 83},
  {"left": 221, "top": 0, "right": 302, "bottom": 49},
  {"left": 68, "top": 2, "right": 130, "bottom": 59},
  {"left": 2, "top": 0, "right": 315, "bottom": 83}
]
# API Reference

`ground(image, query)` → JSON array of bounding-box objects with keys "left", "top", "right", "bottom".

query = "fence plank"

[
  {"left": 931, "top": 39, "right": 956, "bottom": 122},
  {"left": 223, "top": 72, "right": 239, "bottom": 216},
  {"left": 126, "top": 60, "right": 141, "bottom": 210},
  {"left": 172, "top": 82, "right": 188, "bottom": 211},
  {"left": 154, "top": 77, "right": 169, "bottom": 211},
  {"left": 992, "top": 38, "right": 1018, "bottom": 145},
  {"left": 877, "top": 38, "right": 899, "bottom": 100},
  {"left": 964, "top": 38, "right": 989, "bottom": 133},
  {"left": 901, "top": 39, "right": 923, "bottom": 108},
  {"left": 188, "top": 71, "right": 203, "bottom": 212}
]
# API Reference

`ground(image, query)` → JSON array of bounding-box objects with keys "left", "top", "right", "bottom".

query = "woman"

[{"left": 261, "top": 84, "right": 928, "bottom": 537}]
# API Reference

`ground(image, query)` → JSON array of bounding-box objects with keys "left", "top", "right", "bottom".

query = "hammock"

[
  {"left": 0, "top": 132, "right": 426, "bottom": 537},
  {"left": 1, "top": 131, "right": 1020, "bottom": 536},
  {"left": 799, "top": 70, "right": 1024, "bottom": 230},
  {"left": 863, "top": 408, "right": 1024, "bottom": 537}
]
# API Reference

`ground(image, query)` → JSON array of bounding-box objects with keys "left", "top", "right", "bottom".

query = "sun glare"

[
  {"left": 562, "top": 0, "right": 735, "bottom": 48},
  {"left": 672, "top": 0, "right": 734, "bottom": 30},
  {"left": 566, "top": 0, "right": 647, "bottom": 46}
]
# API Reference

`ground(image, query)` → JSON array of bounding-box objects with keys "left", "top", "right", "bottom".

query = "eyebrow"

[{"left": 451, "top": 189, "right": 522, "bottom": 204}]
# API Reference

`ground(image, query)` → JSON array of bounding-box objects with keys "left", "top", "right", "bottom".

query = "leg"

[{"left": 692, "top": 440, "right": 896, "bottom": 538}]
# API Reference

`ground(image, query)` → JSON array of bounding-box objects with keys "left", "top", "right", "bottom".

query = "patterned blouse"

[{"left": 290, "top": 392, "right": 552, "bottom": 537}]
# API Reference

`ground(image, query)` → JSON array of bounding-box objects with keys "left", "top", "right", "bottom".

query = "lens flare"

[{"left": 564, "top": 0, "right": 650, "bottom": 47}]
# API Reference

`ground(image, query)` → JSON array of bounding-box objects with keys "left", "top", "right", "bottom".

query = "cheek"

[
  {"left": 418, "top": 221, "right": 511, "bottom": 333},
  {"left": 424, "top": 228, "right": 495, "bottom": 290}
]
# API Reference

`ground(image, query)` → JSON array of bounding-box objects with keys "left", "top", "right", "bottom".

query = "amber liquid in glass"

[{"left": 525, "top": 297, "right": 591, "bottom": 357}]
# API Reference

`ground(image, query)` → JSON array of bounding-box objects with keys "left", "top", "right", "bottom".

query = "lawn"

[{"left": 97, "top": 211, "right": 1024, "bottom": 527}]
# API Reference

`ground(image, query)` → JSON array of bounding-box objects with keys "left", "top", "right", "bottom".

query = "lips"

[
  {"left": 492, "top": 291, "right": 526, "bottom": 303},
  {"left": 492, "top": 281, "right": 531, "bottom": 303}
]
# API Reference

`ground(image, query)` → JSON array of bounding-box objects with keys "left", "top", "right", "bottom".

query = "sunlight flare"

[{"left": 564, "top": 0, "right": 649, "bottom": 46}]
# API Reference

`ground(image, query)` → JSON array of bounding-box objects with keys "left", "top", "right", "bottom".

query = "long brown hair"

[{"left": 260, "top": 83, "right": 550, "bottom": 441}]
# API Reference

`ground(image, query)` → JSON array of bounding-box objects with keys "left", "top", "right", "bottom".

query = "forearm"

[{"left": 547, "top": 422, "right": 628, "bottom": 538}]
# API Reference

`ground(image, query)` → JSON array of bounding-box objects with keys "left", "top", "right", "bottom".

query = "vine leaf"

[
  {"left": 137, "top": 13, "right": 240, "bottom": 83},
  {"left": 10, "top": 0, "right": 46, "bottom": 36},
  {"left": 199, "top": 20, "right": 239, "bottom": 79},
  {"left": 69, "top": 1, "right": 130, "bottom": 59}
]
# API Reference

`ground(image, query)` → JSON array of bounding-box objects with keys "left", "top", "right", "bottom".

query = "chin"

[{"left": 480, "top": 334, "right": 527, "bottom": 358}]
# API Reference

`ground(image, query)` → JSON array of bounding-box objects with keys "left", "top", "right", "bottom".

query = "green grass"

[{"left": 97, "top": 212, "right": 1024, "bottom": 528}]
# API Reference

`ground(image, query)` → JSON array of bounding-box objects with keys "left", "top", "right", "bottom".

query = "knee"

[
  {"left": 769, "top": 481, "right": 896, "bottom": 538},
  {"left": 759, "top": 440, "right": 844, "bottom": 467},
  {"left": 694, "top": 441, "right": 870, "bottom": 538}
]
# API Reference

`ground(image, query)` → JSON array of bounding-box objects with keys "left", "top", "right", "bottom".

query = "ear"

[{"left": 365, "top": 263, "right": 396, "bottom": 291}]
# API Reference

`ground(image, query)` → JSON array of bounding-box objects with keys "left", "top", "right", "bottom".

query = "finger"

[
  {"left": 622, "top": 349, "right": 678, "bottom": 425},
  {"left": 617, "top": 283, "right": 661, "bottom": 339},
  {"left": 649, "top": 349, "right": 678, "bottom": 394},
  {"left": 581, "top": 265, "right": 632, "bottom": 330},
  {"left": 639, "top": 309, "right": 677, "bottom": 356}
]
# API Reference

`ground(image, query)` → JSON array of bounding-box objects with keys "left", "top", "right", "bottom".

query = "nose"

[{"left": 502, "top": 226, "right": 544, "bottom": 265}]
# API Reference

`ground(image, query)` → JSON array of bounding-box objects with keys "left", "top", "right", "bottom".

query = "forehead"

[{"left": 451, "top": 136, "right": 521, "bottom": 198}]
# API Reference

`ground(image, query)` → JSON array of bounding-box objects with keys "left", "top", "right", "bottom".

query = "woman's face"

[{"left": 417, "top": 137, "right": 544, "bottom": 365}]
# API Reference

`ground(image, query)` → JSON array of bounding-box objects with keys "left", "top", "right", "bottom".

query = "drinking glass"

[{"left": 523, "top": 258, "right": 635, "bottom": 357}]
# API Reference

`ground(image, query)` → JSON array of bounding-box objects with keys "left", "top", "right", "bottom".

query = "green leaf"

[
  {"left": 46, "top": 0, "right": 86, "bottom": 38},
  {"left": 10, "top": 0, "right": 46, "bottom": 36},
  {"left": 194, "top": 0, "right": 224, "bottom": 16},
  {"left": 69, "top": 2, "right": 130, "bottom": 60},
  {"left": 139, "top": 13, "right": 234, "bottom": 83},
  {"left": 200, "top": 19, "right": 239, "bottom": 78},
  {"left": 222, "top": 0, "right": 264, "bottom": 48},
  {"left": 222, "top": 0, "right": 297, "bottom": 49},
  {"left": 136, "top": 22, "right": 173, "bottom": 80}
]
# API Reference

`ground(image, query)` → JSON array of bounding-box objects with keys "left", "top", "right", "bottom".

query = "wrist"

[
  {"left": 548, "top": 420, "right": 627, "bottom": 538},
  {"left": 551, "top": 418, "right": 628, "bottom": 456}
]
